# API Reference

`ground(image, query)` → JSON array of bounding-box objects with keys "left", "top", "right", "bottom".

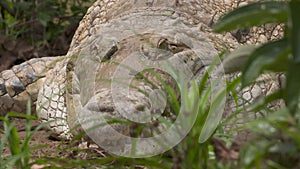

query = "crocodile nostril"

[
  {"left": 99, "top": 105, "right": 115, "bottom": 112},
  {"left": 87, "top": 101, "right": 115, "bottom": 112},
  {"left": 135, "top": 104, "right": 145, "bottom": 111},
  {"left": 102, "top": 44, "right": 118, "bottom": 62}
]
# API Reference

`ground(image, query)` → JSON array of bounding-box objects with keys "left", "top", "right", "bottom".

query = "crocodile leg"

[
  {"left": 36, "top": 57, "right": 72, "bottom": 139},
  {"left": 0, "top": 57, "right": 60, "bottom": 115}
]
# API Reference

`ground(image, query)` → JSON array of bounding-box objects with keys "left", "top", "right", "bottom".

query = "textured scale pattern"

[
  {"left": 0, "top": 57, "right": 57, "bottom": 115},
  {"left": 0, "top": 0, "right": 284, "bottom": 142}
]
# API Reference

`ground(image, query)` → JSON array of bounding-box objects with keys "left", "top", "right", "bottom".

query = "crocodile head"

[{"left": 65, "top": 11, "right": 219, "bottom": 156}]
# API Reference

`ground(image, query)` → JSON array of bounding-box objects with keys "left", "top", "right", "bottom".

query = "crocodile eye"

[
  {"left": 168, "top": 44, "right": 179, "bottom": 53},
  {"left": 157, "top": 38, "right": 185, "bottom": 54},
  {"left": 157, "top": 39, "right": 169, "bottom": 51}
]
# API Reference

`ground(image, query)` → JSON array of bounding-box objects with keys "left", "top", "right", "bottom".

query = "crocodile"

[{"left": 0, "top": 0, "right": 284, "bottom": 155}]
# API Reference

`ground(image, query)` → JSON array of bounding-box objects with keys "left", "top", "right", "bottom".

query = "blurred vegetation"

[
  {"left": 0, "top": 0, "right": 93, "bottom": 71},
  {"left": 214, "top": 0, "right": 300, "bottom": 168},
  {"left": 0, "top": 0, "right": 92, "bottom": 39},
  {"left": 0, "top": 0, "right": 92, "bottom": 52}
]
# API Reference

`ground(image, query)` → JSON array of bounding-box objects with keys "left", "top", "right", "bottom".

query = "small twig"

[
  {"left": 12, "top": 19, "right": 38, "bottom": 29},
  {"left": 18, "top": 125, "right": 40, "bottom": 132}
]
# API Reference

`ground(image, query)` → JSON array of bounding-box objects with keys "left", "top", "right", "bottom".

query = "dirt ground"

[
  {"left": 1, "top": 117, "right": 240, "bottom": 168},
  {"left": 2, "top": 118, "right": 68, "bottom": 158},
  {"left": 0, "top": 23, "right": 77, "bottom": 73},
  {"left": 1, "top": 117, "right": 114, "bottom": 168}
]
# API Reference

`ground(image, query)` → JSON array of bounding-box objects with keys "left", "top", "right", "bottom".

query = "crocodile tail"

[{"left": 0, "top": 56, "right": 61, "bottom": 115}]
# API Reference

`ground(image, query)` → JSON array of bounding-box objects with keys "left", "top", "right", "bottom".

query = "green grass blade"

[
  {"left": 2, "top": 119, "right": 22, "bottom": 168},
  {"left": 0, "top": 119, "right": 18, "bottom": 168},
  {"left": 285, "top": 0, "right": 300, "bottom": 115},
  {"left": 198, "top": 54, "right": 227, "bottom": 143},
  {"left": 21, "top": 100, "right": 33, "bottom": 167},
  {"left": 1, "top": 152, "right": 28, "bottom": 169},
  {"left": 242, "top": 39, "right": 290, "bottom": 87},
  {"left": 198, "top": 87, "right": 226, "bottom": 143},
  {"left": 5, "top": 121, "right": 21, "bottom": 157},
  {"left": 213, "top": 1, "right": 288, "bottom": 32},
  {"left": 289, "top": 0, "right": 300, "bottom": 62},
  {"left": 223, "top": 45, "right": 258, "bottom": 74}
]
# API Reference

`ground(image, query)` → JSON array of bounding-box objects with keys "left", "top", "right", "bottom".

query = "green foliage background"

[
  {"left": 214, "top": 0, "right": 300, "bottom": 168},
  {"left": 0, "top": 0, "right": 92, "bottom": 45}
]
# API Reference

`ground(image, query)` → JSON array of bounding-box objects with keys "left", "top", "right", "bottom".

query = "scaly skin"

[
  {"left": 0, "top": 0, "right": 284, "bottom": 144},
  {"left": 0, "top": 57, "right": 58, "bottom": 115}
]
